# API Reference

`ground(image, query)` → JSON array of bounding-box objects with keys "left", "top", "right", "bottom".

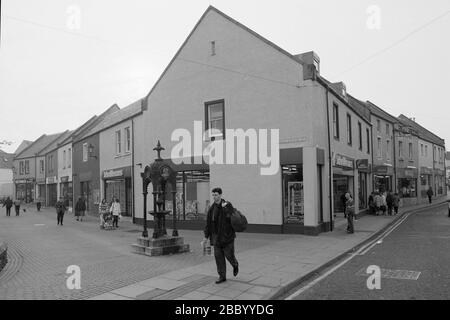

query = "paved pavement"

[
  {"left": 288, "top": 203, "right": 450, "bottom": 300},
  {"left": 0, "top": 196, "right": 448, "bottom": 300}
]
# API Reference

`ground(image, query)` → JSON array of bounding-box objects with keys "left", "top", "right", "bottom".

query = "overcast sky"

[{"left": 0, "top": 0, "right": 449, "bottom": 154}]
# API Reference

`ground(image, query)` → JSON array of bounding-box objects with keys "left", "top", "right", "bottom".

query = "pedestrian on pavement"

[
  {"left": 36, "top": 198, "right": 42, "bottom": 212},
  {"left": 381, "top": 192, "right": 387, "bottom": 215},
  {"left": 386, "top": 191, "right": 394, "bottom": 216},
  {"left": 99, "top": 198, "right": 109, "bottom": 229},
  {"left": 110, "top": 198, "right": 121, "bottom": 228},
  {"left": 374, "top": 192, "right": 382, "bottom": 216},
  {"left": 393, "top": 193, "right": 400, "bottom": 215},
  {"left": 2, "top": 197, "right": 13, "bottom": 217},
  {"left": 55, "top": 197, "right": 67, "bottom": 226},
  {"left": 75, "top": 197, "right": 86, "bottom": 221},
  {"left": 203, "top": 187, "right": 239, "bottom": 284},
  {"left": 13, "top": 198, "right": 21, "bottom": 216},
  {"left": 427, "top": 187, "right": 434, "bottom": 204},
  {"left": 368, "top": 192, "right": 375, "bottom": 215},
  {"left": 341, "top": 193, "right": 347, "bottom": 218},
  {"left": 345, "top": 193, "right": 355, "bottom": 234}
]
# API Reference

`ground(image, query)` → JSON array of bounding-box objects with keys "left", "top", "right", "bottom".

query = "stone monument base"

[{"left": 132, "top": 236, "right": 190, "bottom": 256}]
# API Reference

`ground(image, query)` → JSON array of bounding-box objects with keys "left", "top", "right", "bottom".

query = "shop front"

[
  {"left": 46, "top": 176, "right": 58, "bottom": 207},
  {"left": 397, "top": 167, "right": 418, "bottom": 206},
  {"left": 332, "top": 154, "right": 355, "bottom": 215},
  {"left": 434, "top": 169, "right": 446, "bottom": 196},
  {"left": 59, "top": 176, "right": 73, "bottom": 208},
  {"left": 419, "top": 167, "right": 433, "bottom": 199},
  {"left": 37, "top": 179, "right": 46, "bottom": 204},
  {"left": 15, "top": 179, "right": 35, "bottom": 203},
  {"left": 373, "top": 165, "right": 394, "bottom": 194},
  {"left": 356, "top": 159, "right": 371, "bottom": 210},
  {"left": 103, "top": 167, "right": 133, "bottom": 217}
]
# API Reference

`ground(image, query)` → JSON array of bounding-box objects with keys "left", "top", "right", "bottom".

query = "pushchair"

[{"left": 101, "top": 212, "right": 115, "bottom": 230}]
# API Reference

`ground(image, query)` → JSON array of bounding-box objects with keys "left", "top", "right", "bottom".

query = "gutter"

[{"left": 324, "top": 86, "right": 333, "bottom": 231}]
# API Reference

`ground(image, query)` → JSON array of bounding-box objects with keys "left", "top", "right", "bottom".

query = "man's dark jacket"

[
  {"left": 3, "top": 199, "right": 13, "bottom": 208},
  {"left": 55, "top": 201, "right": 67, "bottom": 213},
  {"left": 204, "top": 199, "right": 236, "bottom": 246}
]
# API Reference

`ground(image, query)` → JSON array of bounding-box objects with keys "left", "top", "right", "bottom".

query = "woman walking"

[
  {"left": 345, "top": 193, "right": 355, "bottom": 234},
  {"left": 99, "top": 198, "right": 109, "bottom": 229},
  {"left": 75, "top": 197, "right": 86, "bottom": 221},
  {"left": 110, "top": 198, "right": 121, "bottom": 228}
]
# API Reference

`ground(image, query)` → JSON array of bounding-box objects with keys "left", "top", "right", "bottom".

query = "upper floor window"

[
  {"left": 377, "top": 119, "right": 381, "bottom": 132},
  {"left": 399, "top": 141, "right": 403, "bottom": 158},
  {"left": 409, "top": 143, "right": 413, "bottom": 159},
  {"left": 386, "top": 140, "right": 391, "bottom": 160},
  {"left": 205, "top": 100, "right": 225, "bottom": 140},
  {"left": 125, "top": 127, "right": 131, "bottom": 153},
  {"left": 63, "top": 150, "right": 66, "bottom": 169},
  {"left": 377, "top": 137, "right": 382, "bottom": 158},
  {"left": 40, "top": 160, "right": 44, "bottom": 173},
  {"left": 421, "top": 144, "right": 424, "bottom": 157},
  {"left": 425, "top": 145, "right": 428, "bottom": 157},
  {"left": 346, "top": 114, "right": 352, "bottom": 146},
  {"left": 83, "top": 143, "right": 88, "bottom": 162},
  {"left": 25, "top": 160, "right": 30, "bottom": 174},
  {"left": 115, "top": 130, "right": 122, "bottom": 154},
  {"left": 366, "top": 128, "right": 370, "bottom": 154},
  {"left": 332, "top": 103, "right": 339, "bottom": 140},
  {"left": 358, "top": 122, "right": 362, "bottom": 150},
  {"left": 68, "top": 148, "right": 72, "bottom": 168},
  {"left": 19, "top": 161, "right": 24, "bottom": 175}
]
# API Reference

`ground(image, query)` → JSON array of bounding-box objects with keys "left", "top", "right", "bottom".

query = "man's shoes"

[
  {"left": 215, "top": 278, "right": 227, "bottom": 284},
  {"left": 233, "top": 265, "right": 239, "bottom": 277}
]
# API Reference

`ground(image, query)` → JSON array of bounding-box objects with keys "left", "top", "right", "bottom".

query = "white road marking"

[
  {"left": 356, "top": 267, "right": 421, "bottom": 280},
  {"left": 285, "top": 211, "right": 415, "bottom": 300},
  {"left": 34, "top": 224, "right": 45, "bottom": 226}
]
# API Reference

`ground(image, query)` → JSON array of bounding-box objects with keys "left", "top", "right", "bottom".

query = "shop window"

[
  {"left": 282, "top": 165, "right": 304, "bottom": 224},
  {"left": 205, "top": 100, "right": 225, "bottom": 140},
  {"left": 398, "top": 178, "right": 417, "bottom": 198},
  {"left": 358, "top": 173, "right": 367, "bottom": 209}
]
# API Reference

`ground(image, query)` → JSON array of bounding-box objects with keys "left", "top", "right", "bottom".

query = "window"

[
  {"left": 425, "top": 145, "right": 428, "bottom": 157},
  {"left": 421, "top": 144, "right": 424, "bottom": 157},
  {"left": 63, "top": 150, "right": 66, "bottom": 169},
  {"left": 205, "top": 100, "right": 225, "bottom": 140},
  {"left": 115, "top": 130, "right": 122, "bottom": 154},
  {"left": 386, "top": 123, "right": 390, "bottom": 135},
  {"left": 19, "top": 161, "right": 24, "bottom": 175},
  {"left": 210, "top": 41, "right": 216, "bottom": 56},
  {"left": 434, "top": 146, "right": 437, "bottom": 161},
  {"left": 332, "top": 103, "right": 339, "bottom": 139},
  {"left": 377, "top": 119, "right": 381, "bottom": 132},
  {"left": 68, "top": 148, "right": 72, "bottom": 168},
  {"left": 125, "top": 127, "right": 131, "bottom": 153},
  {"left": 377, "top": 137, "right": 382, "bottom": 158},
  {"left": 346, "top": 114, "right": 352, "bottom": 145},
  {"left": 25, "top": 160, "right": 29, "bottom": 174},
  {"left": 387, "top": 140, "right": 391, "bottom": 160},
  {"left": 409, "top": 143, "right": 413, "bottom": 159},
  {"left": 399, "top": 141, "right": 403, "bottom": 158},
  {"left": 40, "top": 160, "right": 44, "bottom": 173},
  {"left": 83, "top": 143, "right": 88, "bottom": 162},
  {"left": 358, "top": 122, "right": 362, "bottom": 150},
  {"left": 366, "top": 128, "right": 370, "bottom": 154}
]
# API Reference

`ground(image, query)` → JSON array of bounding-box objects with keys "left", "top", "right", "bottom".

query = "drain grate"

[{"left": 356, "top": 267, "right": 421, "bottom": 280}]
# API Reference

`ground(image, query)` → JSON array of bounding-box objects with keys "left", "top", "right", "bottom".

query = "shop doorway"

[{"left": 333, "top": 175, "right": 353, "bottom": 215}]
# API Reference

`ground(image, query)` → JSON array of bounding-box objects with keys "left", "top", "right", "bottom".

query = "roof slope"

[
  {"left": 74, "top": 104, "right": 121, "bottom": 142},
  {"left": 347, "top": 94, "right": 371, "bottom": 122},
  {"left": 37, "top": 130, "right": 74, "bottom": 155},
  {"left": 14, "top": 140, "right": 34, "bottom": 155},
  {"left": 365, "top": 101, "right": 399, "bottom": 124},
  {"left": 80, "top": 100, "right": 143, "bottom": 139},
  {"left": 15, "top": 133, "right": 65, "bottom": 160},
  {"left": 398, "top": 115, "right": 445, "bottom": 146}
]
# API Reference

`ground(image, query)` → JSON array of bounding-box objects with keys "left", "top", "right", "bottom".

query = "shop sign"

[
  {"left": 60, "top": 176, "right": 69, "bottom": 183},
  {"left": 373, "top": 165, "right": 388, "bottom": 174},
  {"left": 15, "top": 179, "right": 27, "bottom": 184},
  {"left": 404, "top": 169, "right": 414, "bottom": 178},
  {"left": 356, "top": 159, "right": 369, "bottom": 171},
  {"left": 333, "top": 154, "right": 354, "bottom": 170},
  {"left": 46, "top": 176, "right": 57, "bottom": 184},
  {"left": 104, "top": 169, "right": 124, "bottom": 179},
  {"left": 420, "top": 167, "right": 433, "bottom": 175}
]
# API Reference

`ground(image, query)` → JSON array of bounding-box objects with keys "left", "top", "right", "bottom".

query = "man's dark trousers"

[
  {"left": 6, "top": 207, "right": 11, "bottom": 216},
  {"left": 15, "top": 205, "right": 20, "bottom": 216},
  {"left": 214, "top": 241, "right": 238, "bottom": 279},
  {"left": 428, "top": 196, "right": 432, "bottom": 204},
  {"left": 347, "top": 213, "right": 354, "bottom": 233},
  {"left": 57, "top": 212, "right": 64, "bottom": 225}
]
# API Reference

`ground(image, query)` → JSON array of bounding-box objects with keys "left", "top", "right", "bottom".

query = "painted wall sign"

[{"left": 46, "top": 176, "right": 57, "bottom": 184}]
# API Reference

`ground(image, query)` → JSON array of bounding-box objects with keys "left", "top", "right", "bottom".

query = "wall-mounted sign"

[
  {"left": 356, "top": 159, "right": 369, "bottom": 171},
  {"left": 333, "top": 154, "right": 354, "bottom": 170},
  {"left": 60, "top": 176, "right": 69, "bottom": 183},
  {"left": 46, "top": 176, "right": 57, "bottom": 184},
  {"left": 103, "top": 169, "right": 124, "bottom": 179}
]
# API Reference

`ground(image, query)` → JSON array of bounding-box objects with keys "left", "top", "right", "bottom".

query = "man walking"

[
  {"left": 55, "top": 197, "right": 67, "bottom": 226},
  {"left": 203, "top": 188, "right": 239, "bottom": 284},
  {"left": 345, "top": 193, "right": 355, "bottom": 234},
  {"left": 427, "top": 187, "right": 433, "bottom": 204},
  {"left": 2, "top": 197, "right": 13, "bottom": 216},
  {"left": 14, "top": 198, "right": 21, "bottom": 216}
]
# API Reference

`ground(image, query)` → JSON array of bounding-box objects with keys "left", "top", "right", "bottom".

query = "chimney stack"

[{"left": 295, "top": 51, "right": 320, "bottom": 80}]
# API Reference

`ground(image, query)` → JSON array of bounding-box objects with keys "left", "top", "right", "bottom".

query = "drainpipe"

[
  {"left": 131, "top": 117, "right": 136, "bottom": 224},
  {"left": 393, "top": 124, "right": 397, "bottom": 193},
  {"left": 371, "top": 125, "right": 374, "bottom": 193},
  {"left": 325, "top": 87, "right": 333, "bottom": 231}
]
